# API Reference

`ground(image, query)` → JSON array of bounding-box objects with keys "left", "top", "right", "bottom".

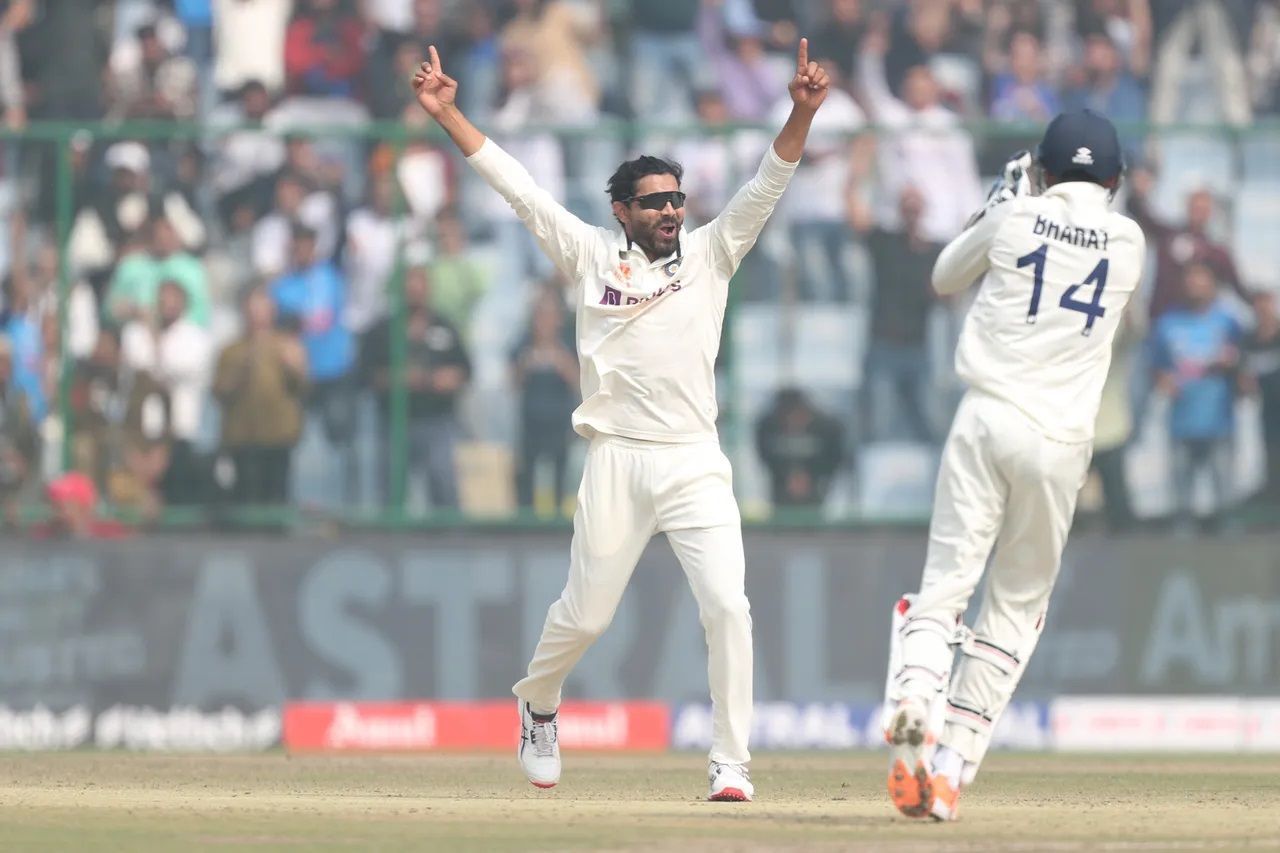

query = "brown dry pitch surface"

[{"left": 2, "top": 752, "right": 1279, "bottom": 852}]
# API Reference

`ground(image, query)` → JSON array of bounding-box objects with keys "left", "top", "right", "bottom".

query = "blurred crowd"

[{"left": 0, "top": 0, "right": 1276, "bottom": 534}]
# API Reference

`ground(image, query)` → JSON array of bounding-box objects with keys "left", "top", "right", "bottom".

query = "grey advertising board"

[{"left": 2, "top": 531, "right": 1278, "bottom": 714}]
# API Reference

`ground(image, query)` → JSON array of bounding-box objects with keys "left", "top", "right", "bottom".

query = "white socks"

[{"left": 931, "top": 745, "right": 966, "bottom": 788}]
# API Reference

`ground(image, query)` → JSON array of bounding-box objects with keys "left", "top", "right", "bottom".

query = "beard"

[{"left": 633, "top": 215, "right": 681, "bottom": 259}]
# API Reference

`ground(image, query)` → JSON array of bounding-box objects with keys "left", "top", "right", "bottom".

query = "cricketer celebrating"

[
  {"left": 883, "top": 110, "right": 1147, "bottom": 821},
  {"left": 413, "top": 42, "right": 829, "bottom": 801}
]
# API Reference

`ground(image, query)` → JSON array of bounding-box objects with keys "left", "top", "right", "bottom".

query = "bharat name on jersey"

[
  {"left": 933, "top": 182, "right": 1147, "bottom": 443},
  {"left": 468, "top": 138, "right": 797, "bottom": 444}
]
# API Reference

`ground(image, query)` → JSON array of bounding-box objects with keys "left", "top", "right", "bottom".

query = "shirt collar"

[
  {"left": 613, "top": 227, "right": 685, "bottom": 268},
  {"left": 1042, "top": 182, "right": 1113, "bottom": 206}
]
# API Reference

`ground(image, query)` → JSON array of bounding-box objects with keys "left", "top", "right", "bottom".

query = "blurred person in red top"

[
  {"left": 1127, "top": 167, "right": 1255, "bottom": 320},
  {"left": 284, "top": 0, "right": 365, "bottom": 100},
  {"left": 30, "top": 472, "right": 132, "bottom": 540}
]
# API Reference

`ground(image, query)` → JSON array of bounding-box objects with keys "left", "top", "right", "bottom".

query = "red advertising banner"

[{"left": 283, "top": 700, "right": 670, "bottom": 752}]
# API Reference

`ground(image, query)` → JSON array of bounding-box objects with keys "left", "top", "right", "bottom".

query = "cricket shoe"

[
  {"left": 930, "top": 773, "right": 962, "bottom": 821},
  {"left": 708, "top": 761, "right": 753, "bottom": 802},
  {"left": 518, "top": 701, "right": 560, "bottom": 789},
  {"left": 885, "top": 698, "right": 934, "bottom": 818}
]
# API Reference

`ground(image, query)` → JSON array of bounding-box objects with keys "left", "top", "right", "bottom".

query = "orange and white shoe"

[
  {"left": 885, "top": 698, "right": 934, "bottom": 818},
  {"left": 930, "top": 773, "right": 962, "bottom": 821}
]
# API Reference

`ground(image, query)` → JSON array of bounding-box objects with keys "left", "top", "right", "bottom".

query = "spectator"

[
  {"left": 252, "top": 171, "right": 340, "bottom": 278},
  {"left": 368, "top": 32, "right": 427, "bottom": 120},
  {"left": 121, "top": 281, "right": 213, "bottom": 506},
  {"left": 213, "top": 80, "right": 286, "bottom": 228},
  {"left": 0, "top": 335, "right": 37, "bottom": 525},
  {"left": 215, "top": 0, "right": 294, "bottom": 96},
  {"left": 107, "top": 217, "right": 211, "bottom": 329},
  {"left": 755, "top": 387, "right": 845, "bottom": 509},
  {"left": 68, "top": 141, "right": 206, "bottom": 281},
  {"left": 1247, "top": 290, "right": 1280, "bottom": 504},
  {"left": 702, "top": 4, "right": 792, "bottom": 121},
  {"left": 853, "top": 185, "right": 941, "bottom": 443},
  {"left": 1091, "top": 309, "right": 1145, "bottom": 532},
  {"left": 285, "top": 0, "right": 366, "bottom": 100},
  {"left": 883, "top": 0, "right": 983, "bottom": 108},
  {"left": 115, "top": 360, "right": 174, "bottom": 521},
  {"left": 271, "top": 224, "right": 357, "bottom": 508},
  {"left": 280, "top": 134, "right": 347, "bottom": 206},
  {"left": 20, "top": 0, "right": 109, "bottom": 119},
  {"left": 427, "top": 211, "right": 488, "bottom": 338},
  {"left": 1248, "top": 0, "right": 1280, "bottom": 115},
  {"left": 859, "top": 29, "right": 984, "bottom": 244},
  {"left": 510, "top": 286, "right": 577, "bottom": 513},
  {"left": 30, "top": 243, "right": 98, "bottom": 363},
  {"left": 214, "top": 286, "right": 308, "bottom": 505},
  {"left": 108, "top": 22, "right": 198, "bottom": 120},
  {"left": 1073, "top": 0, "right": 1152, "bottom": 77},
  {"left": 1127, "top": 168, "right": 1251, "bottom": 321},
  {"left": 345, "top": 175, "right": 413, "bottom": 338},
  {"left": 665, "top": 90, "right": 770, "bottom": 229},
  {"left": 174, "top": 0, "right": 215, "bottom": 114},
  {"left": 0, "top": 274, "right": 45, "bottom": 422},
  {"left": 484, "top": 45, "right": 565, "bottom": 293},
  {"left": 0, "top": 0, "right": 32, "bottom": 129},
  {"left": 1062, "top": 33, "right": 1146, "bottom": 128},
  {"left": 69, "top": 328, "right": 126, "bottom": 493},
  {"left": 368, "top": 2, "right": 468, "bottom": 119},
  {"left": 363, "top": 0, "right": 414, "bottom": 34},
  {"left": 724, "top": 0, "right": 800, "bottom": 56},
  {"left": 361, "top": 266, "right": 470, "bottom": 510},
  {"left": 28, "top": 472, "right": 132, "bottom": 540},
  {"left": 988, "top": 31, "right": 1060, "bottom": 121},
  {"left": 454, "top": 0, "right": 504, "bottom": 116},
  {"left": 808, "top": 0, "right": 868, "bottom": 81},
  {"left": 1149, "top": 0, "right": 1251, "bottom": 126},
  {"left": 628, "top": 0, "right": 707, "bottom": 119},
  {"left": 1153, "top": 262, "right": 1246, "bottom": 533},
  {"left": 769, "top": 56, "right": 865, "bottom": 302},
  {"left": 500, "top": 0, "right": 603, "bottom": 122}
]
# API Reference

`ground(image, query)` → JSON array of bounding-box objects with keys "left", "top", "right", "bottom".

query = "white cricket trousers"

[
  {"left": 513, "top": 434, "right": 753, "bottom": 766},
  {"left": 900, "top": 392, "right": 1091, "bottom": 767}
]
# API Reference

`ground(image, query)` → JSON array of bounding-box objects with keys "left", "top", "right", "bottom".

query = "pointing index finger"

[
  {"left": 797, "top": 37, "right": 808, "bottom": 72},
  {"left": 428, "top": 44, "right": 442, "bottom": 74}
]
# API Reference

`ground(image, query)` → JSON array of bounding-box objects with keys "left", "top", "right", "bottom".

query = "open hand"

[
  {"left": 788, "top": 38, "right": 830, "bottom": 112},
  {"left": 412, "top": 45, "right": 458, "bottom": 117}
]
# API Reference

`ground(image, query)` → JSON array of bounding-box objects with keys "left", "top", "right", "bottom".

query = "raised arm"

[
  {"left": 413, "top": 45, "right": 597, "bottom": 279},
  {"left": 412, "top": 45, "right": 485, "bottom": 156},
  {"left": 932, "top": 200, "right": 1012, "bottom": 297},
  {"left": 703, "top": 38, "right": 829, "bottom": 275}
]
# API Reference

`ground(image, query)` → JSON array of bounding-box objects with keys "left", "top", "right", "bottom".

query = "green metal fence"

[{"left": 7, "top": 118, "right": 1279, "bottom": 531}]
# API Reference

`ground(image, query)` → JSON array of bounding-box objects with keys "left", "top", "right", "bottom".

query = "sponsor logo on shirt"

[{"left": 598, "top": 281, "right": 684, "bottom": 307}]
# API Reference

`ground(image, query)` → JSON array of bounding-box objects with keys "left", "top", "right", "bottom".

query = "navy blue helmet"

[{"left": 1035, "top": 109, "right": 1123, "bottom": 186}]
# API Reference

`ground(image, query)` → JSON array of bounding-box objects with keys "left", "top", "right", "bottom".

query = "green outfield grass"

[{"left": 2, "top": 752, "right": 1279, "bottom": 851}]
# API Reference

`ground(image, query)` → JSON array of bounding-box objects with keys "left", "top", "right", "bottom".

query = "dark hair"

[
  {"left": 239, "top": 79, "right": 269, "bottom": 99},
  {"left": 606, "top": 156, "right": 683, "bottom": 206}
]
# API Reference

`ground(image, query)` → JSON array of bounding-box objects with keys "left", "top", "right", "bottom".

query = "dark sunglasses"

[{"left": 628, "top": 190, "right": 686, "bottom": 211}]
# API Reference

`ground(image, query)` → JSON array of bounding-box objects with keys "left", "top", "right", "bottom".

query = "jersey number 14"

[{"left": 1016, "top": 243, "right": 1109, "bottom": 336}]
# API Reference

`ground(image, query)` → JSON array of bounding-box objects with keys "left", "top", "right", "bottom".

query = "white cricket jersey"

[
  {"left": 933, "top": 182, "right": 1146, "bottom": 444},
  {"left": 468, "top": 139, "right": 798, "bottom": 442}
]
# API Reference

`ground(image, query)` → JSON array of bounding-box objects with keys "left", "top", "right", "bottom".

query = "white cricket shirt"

[
  {"left": 933, "top": 182, "right": 1146, "bottom": 444},
  {"left": 468, "top": 139, "right": 798, "bottom": 443}
]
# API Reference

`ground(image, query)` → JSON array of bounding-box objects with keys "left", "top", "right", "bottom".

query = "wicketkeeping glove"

[{"left": 964, "top": 150, "right": 1033, "bottom": 229}]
